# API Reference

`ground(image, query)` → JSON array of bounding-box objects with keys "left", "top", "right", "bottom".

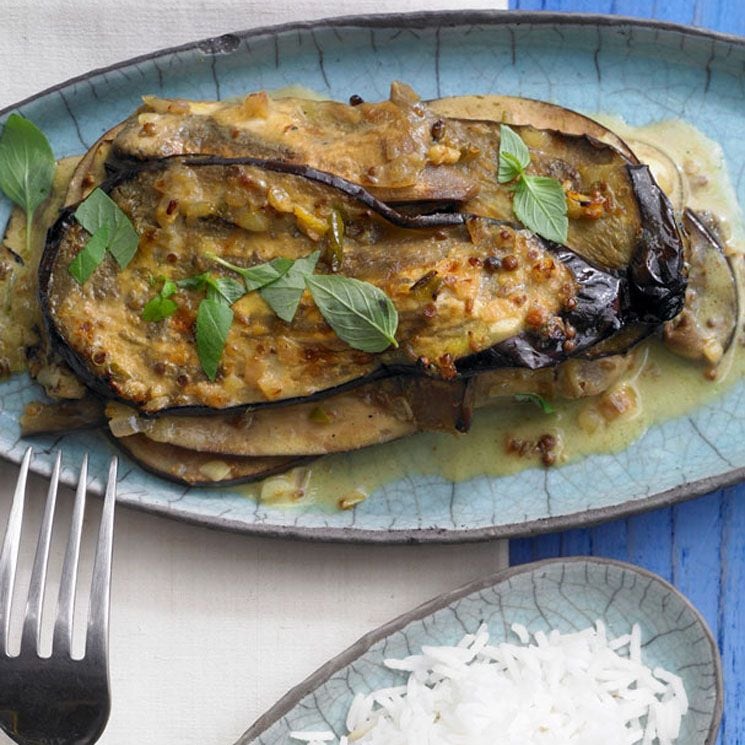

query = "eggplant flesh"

[
  {"left": 427, "top": 95, "right": 638, "bottom": 162},
  {"left": 20, "top": 396, "right": 106, "bottom": 436},
  {"left": 115, "top": 433, "right": 312, "bottom": 486},
  {"left": 663, "top": 209, "right": 738, "bottom": 365},
  {"left": 42, "top": 155, "right": 634, "bottom": 414},
  {"left": 106, "top": 376, "right": 473, "bottom": 456},
  {"left": 106, "top": 355, "right": 633, "bottom": 458},
  {"left": 109, "top": 85, "right": 681, "bottom": 279}
]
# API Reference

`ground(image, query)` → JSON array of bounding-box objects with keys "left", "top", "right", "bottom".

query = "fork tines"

[{"left": 0, "top": 449, "right": 117, "bottom": 658}]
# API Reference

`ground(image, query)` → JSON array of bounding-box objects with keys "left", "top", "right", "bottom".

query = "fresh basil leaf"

[
  {"left": 196, "top": 296, "right": 233, "bottom": 381},
  {"left": 305, "top": 274, "right": 398, "bottom": 352},
  {"left": 176, "top": 274, "right": 207, "bottom": 290},
  {"left": 514, "top": 392, "right": 556, "bottom": 414},
  {"left": 212, "top": 276, "right": 246, "bottom": 305},
  {"left": 0, "top": 113, "right": 55, "bottom": 218},
  {"left": 513, "top": 175, "right": 569, "bottom": 245},
  {"left": 260, "top": 251, "right": 320, "bottom": 322},
  {"left": 74, "top": 188, "right": 139, "bottom": 268},
  {"left": 142, "top": 277, "right": 179, "bottom": 321},
  {"left": 210, "top": 253, "right": 293, "bottom": 292},
  {"left": 67, "top": 225, "right": 110, "bottom": 284},
  {"left": 498, "top": 124, "right": 530, "bottom": 184},
  {"left": 142, "top": 295, "right": 178, "bottom": 322},
  {"left": 241, "top": 258, "right": 294, "bottom": 292},
  {"left": 499, "top": 152, "right": 525, "bottom": 183},
  {"left": 176, "top": 272, "right": 244, "bottom": 305}
]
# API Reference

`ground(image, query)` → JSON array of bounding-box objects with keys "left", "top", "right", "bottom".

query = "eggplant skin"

[
  {"left": 627, "top": 165, "right": 687, "bottom": 323},
  {"left": 456, "top": 245, "right": 624, "bottom": 372}
]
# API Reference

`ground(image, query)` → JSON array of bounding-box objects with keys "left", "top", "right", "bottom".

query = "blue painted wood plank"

[
  {"left": 586, "top": 519, "right": 629, "bottom": 562},
  {"left": 626, "top": 508, "right": 673, "bottom": 583},
  {"left": 670, "top": 492, "right": 724, "bottom": 745},
  {"left": 510, "top": 0, "right": 745, "bottom": 36},
  {"left": 509, "top": 536, "right": 536, "bottom": 565},
  {"left": 509, "top": 531, "right": 561, "bottom": 563},
  {"left": 671, "top": 492, "right": 723, "bottom": 635},
  {"left": 720, "top": 487, "right": 745, "bottom": 745},
  {"left": 528, "top": 531, "right": 562, "bottom": 560},
  {"left": 559, "top": 527, "right": 592, "bottom": 556}
]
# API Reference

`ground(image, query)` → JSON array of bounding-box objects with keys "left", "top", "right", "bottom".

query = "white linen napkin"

[{"left": 0, "top": 0, "right": 506, "bottom": 110}]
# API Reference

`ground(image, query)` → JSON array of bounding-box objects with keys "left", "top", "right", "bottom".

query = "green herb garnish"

[
  {"left": 142, "top": 278, "right": 178, "bottom": 322},
  {"left": 0, "top": 113, "right": 56, "bottom": 257},
  {"left": 514, "top": 392, "right": 556, "bottom": 414},
  {"left": 203, "top": 248, "right": 399, "bottom": 369},
  {"left": 74, "top": 188, "right": 139, "bottom": 269},
  {"left": 209, "top": 254, "right": 293, "bottom": 292},
  {"left": 67, "top": 225, "right": 110, "bottom": 284},
  {"left": 498, "top": 124, "right": 568, "bottom": 245},
  {"left": 171, "top": 273, "right": 245, "bottom": 379},
  {"left": 176, "top": 273, "right": 245, "bottom": 305},
  {"left": 196, "top": 295, "right": 233, "bottom": 382},
  {"left": 259, "top": 250, "right": 320, "bottom": 322},
  {"left": 305, "top": 274, "right": 399, "bottom": 353},
  {"left": 497, "top": 124, "right": 530, "bottom": 184}
]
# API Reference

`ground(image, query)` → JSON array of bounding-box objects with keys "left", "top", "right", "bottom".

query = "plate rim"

[
  {"left": 3, "top": 9, "right": 745, "bottom": 120},
  {"left": 234, "top": 556, "right": 723, "bottom": 744},
  {"left": 2, "top": 9, "right": 744, "bottom": 543}
]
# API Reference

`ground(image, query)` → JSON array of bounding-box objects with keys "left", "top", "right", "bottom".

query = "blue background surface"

[{"left": 508, "top": 2, "right": 745, "bottom": 742}]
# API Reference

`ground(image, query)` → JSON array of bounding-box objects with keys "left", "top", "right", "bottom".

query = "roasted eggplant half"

[
  {"left": 41, "top": 155, "right": 638, "bottom": 414},
  {"left": 20, "top": 396, "right": 106, "bottom": 436}
]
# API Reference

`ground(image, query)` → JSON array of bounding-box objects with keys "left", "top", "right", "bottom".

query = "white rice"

[{"left": 290, "top": 621, "right": 688, "bottom": 745}]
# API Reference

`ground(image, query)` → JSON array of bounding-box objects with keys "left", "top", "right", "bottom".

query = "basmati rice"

[{"left": 290, "top": 621, "right": 688, "bottom": 745}]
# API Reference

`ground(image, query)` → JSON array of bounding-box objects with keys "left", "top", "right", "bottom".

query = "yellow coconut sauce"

[{"left": 249, "top": 117, "right": 745, "bottom": 510}]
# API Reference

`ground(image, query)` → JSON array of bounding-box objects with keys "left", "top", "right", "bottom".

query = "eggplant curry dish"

[{"left": 0, "top": 83, "right": 742, "bottom": 506}]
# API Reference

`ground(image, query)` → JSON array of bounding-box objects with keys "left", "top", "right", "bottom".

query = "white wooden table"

[{"left": 0, "top": 2, "right": 507, "bottom": 741}]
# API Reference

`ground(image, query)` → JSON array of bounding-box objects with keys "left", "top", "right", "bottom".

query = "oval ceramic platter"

[
  {"left": 2, "top": 12, "right": 745, "bottom": 542},
  {"left": 236, "top": 558, "right": 722, "bottom": 744}
]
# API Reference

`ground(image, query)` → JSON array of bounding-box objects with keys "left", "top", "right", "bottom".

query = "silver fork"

[{"left": 0, "top": 448, "right": 117, "bottom": 745}]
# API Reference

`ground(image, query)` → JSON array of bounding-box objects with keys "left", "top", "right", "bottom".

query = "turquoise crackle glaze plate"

[
  {"left": 236, "top": 558, "right": 722, "bottom": 744},
  {"left": 2, "top": 12, "right": 745, "bottom": 542}
]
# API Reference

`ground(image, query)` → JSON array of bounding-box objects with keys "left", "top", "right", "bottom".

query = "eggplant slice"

[
  {"left": 41, "top": 155, "right": 637, "bottom": 414},
  {"left": 115, "top": 433, "right": 312, "bottom": 486},
  {"left": 109, "top": 84, "right": 682, "bottom": 276},
  {"left": 663, "top": 209, "right": 738, "bottom": 365},
  {"left": 106, "top": 376, "right": 474, "bottom": 456},
  {"left": 105, "top": 356, "right": 634, "bottom": 458}
]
